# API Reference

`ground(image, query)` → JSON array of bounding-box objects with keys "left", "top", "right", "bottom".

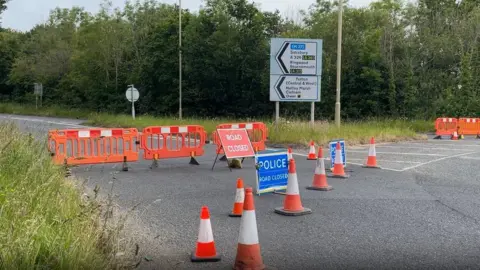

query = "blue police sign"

[
  {"left": 329, "top": 139, "right": 346, "bottom": 168},
  {"left": 255, "top": 149, "right": 289, "bottom": 195}
]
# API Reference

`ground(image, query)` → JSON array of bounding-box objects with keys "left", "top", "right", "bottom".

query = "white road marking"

[
  {"left": 408, "top": 142, "right": 480, "bottom": 147},
  {"left": 373, "top": 145, "right": 473, "bottom": 151},
  {"left": 290, "top": 151, "right": 405, "bottom": 172},
  {"left": 458, "top": 156, "right": 480, "bottom": 161},
  {"left": 399, "top": 151, "right": 478, "bottom": 171},
  {"left": 347, "top": 150, "right": 447, "bottom": 157},
  {"left": 346, "top": 158, "right": 422, "bottom": 164}
]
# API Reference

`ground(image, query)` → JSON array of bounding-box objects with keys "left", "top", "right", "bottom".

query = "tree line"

[{"left": 0, "top": 0, "right": 479, "bottom": 120}]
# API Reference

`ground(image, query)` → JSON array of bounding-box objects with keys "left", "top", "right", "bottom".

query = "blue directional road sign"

[
  {"left": 329, "top": 139, "right": 346, "bottom": 168},
  {"left": 255, "top": 149, "right": 289, "bottom": 195}
]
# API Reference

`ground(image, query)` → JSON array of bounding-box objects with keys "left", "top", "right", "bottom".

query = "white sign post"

[
  {"left": 126, "top": 85, "right": 139, "bottom": 120},
  {"left": 34, "top": 83, "right": 43, "bottom": 110},
  {"left": 269, "top": 38, "right": 323, "bottom": 127}
]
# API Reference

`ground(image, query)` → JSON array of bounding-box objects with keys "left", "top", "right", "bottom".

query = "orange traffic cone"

[
  {"left": 191, "top": 206, "right": 221, "bottom": 262},
  {"left": 287, "top": 147, "right": 293, "bottom": 161},
  {"left": 363, "top": 137, "right": 381, "bottom": 169},
  {"left": 234, "top": 187, "right": 265, "bottom": 270},
  {"left": 229, "top": 178, "right": 244, "bottom": 217},
  {"left": 451, "top": 131, "right": 458, "bottom": 140},
  {"left": 275, "top": 159, "right": 312, "bottom": 216},
  {"left": 307, "top": 147, "right": 333, "bottom": 191},
  {"left": 331, "top": 142, "right": 349, "bottom": 178},
  {"left": 307, "top": 141, "right": 317, "bottom": 160}
]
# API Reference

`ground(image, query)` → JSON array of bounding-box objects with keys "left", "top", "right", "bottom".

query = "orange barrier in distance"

[
  {"left": 458, "top": 118, "right": 480, "bottom": 136},
  {"left": 211, "top": 122, "right": 268, "bottom": 155},
  {"left": 434, "top": 118, "right": 458, "bottom": 138},
  {"left": 139, "top": 125, "right": 207, "bottom": 166},
  {"left": 48, "top": 128, "right": 139, "bottom": 166}
]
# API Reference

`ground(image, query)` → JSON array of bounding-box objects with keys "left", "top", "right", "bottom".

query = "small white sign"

[
  {"left": 270, "top": 75, "right": 319, "bottom": 101},
  {"left": 126, "top": 87, "right": 139, "bottom": 102}
]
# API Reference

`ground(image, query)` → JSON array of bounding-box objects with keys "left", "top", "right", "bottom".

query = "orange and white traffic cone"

[
  {"left": 234, "top": 187, "right": 265, "bottom": 270},
  {"left": 363, "top": 137, "right": 381, "bottom": 169},
  {"left": 287, "top": 147, "right": 293, "bottom": 161},
  {"left": 191, "top": 206, "right": 221, "bottom": 262},
  {"left": 331, "top": 142, "right": 349, "bottom": 178},
  {"left": 451, "top": 131, "right": 458, "bottom": 140},
  {"left": 275, "top": 159, "right": 312, "bottom": 216},
  {"left": 307, "top": 141, "right": 317, "bottom": 160},
  {"left": 229, "top": 178, "right": 244, "bottom": 217},
  {"left": 307, "top": 147, "right": 333, "bottom": 191}
]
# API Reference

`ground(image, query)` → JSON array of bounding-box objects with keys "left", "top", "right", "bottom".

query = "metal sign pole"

[
  {"left": 275, "top": 101, "right": 279, "bottom": 130},
  {"left": 40, "top": 84, "right": 43, "bottom": 108},
  {"left": 311, "top": 102, "right": 315, "bottom": 128},
  {"left": 131, "top": 84, "right": 135, "bottom": 120}
]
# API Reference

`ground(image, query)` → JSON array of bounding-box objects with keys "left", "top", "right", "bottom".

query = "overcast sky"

[{"left": 2, "top": 0, "right": 375, "bottom": 32}]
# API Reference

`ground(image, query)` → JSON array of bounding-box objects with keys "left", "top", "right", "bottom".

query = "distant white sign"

[
  {"left": 270, "top": 75, "right": 319, "bottom": 101},
  {"left": 126, "top": 87, "right": 139, "bottom": 102},
  {"left": 269, "top": 38, "right": 322, "bottom": 102}
]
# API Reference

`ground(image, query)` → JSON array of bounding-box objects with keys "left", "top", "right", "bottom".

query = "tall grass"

[
  {"left": 0, "top": 123, "right": 122, "bottom": 269},
  {"left": 87, "top": 114, "right": 432, "bottom": 146},
  {"left": 0, "top": 102, "right": 434, "bottom": 146},
  {"left": 267, "top": 119, "right": 431, "bottom": 147}
]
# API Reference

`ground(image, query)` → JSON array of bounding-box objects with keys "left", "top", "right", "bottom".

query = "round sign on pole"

[{"left": 126, "top": 87, "right": 140, "bottom": 102}]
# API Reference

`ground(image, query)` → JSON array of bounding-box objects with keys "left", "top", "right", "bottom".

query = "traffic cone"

[
  {"left": 363, "top": 137, "right": 381, "bottom": 169},
  {"left": 307, "top": 147, "right": 333, "bottom": 191},
  {"left": 451, "top": 131, "right": 458, "bottom": 140},
  {"left": 287, "top": 147, "right": 293, "bottom": 161},
  {"left": 331, "top": 142, "right": 349, "bottom": 178},
  {"left": 275, "top": 159, "right": 312, "bottom": 216},
  {"left": 229, "top": 178, "right": 244, "bottom": 217},
  {"left": 307, "top": 141, "right": 317, "bottom": 160},
  {"left": 191, "top": 206, "right": 221, "bottom": 262},
  {"left": 234, "top": 187, "right": 265, "bottom": 270}
]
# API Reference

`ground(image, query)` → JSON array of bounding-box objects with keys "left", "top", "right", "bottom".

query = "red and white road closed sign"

[{"left": 217, "top": 128, "right": 256, "bottom": 159}]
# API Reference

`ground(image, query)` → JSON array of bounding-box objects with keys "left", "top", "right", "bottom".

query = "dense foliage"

[{"left": 0, "top": 0, "right": 479, "bottom": 119}]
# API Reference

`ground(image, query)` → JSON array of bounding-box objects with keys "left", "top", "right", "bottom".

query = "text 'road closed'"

[{"left": 217, "top": 128, "right": 255, "bottom": 158}]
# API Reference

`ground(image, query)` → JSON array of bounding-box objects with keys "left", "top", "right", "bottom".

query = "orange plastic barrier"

[
  {"left": 211, "top": 122, "right": 268, "bottom": 155},
  {"left": 458, "top": 118, "right": 480, "bottom": 136},
  {"left": 48, "top": 128, "right": 139, "bottom": 166},
  {"left": 434, "top": 118, "right": 458, "bottom": 137},
  {"left": 139, "top": 125, "right": 207, "bottom": 165}
]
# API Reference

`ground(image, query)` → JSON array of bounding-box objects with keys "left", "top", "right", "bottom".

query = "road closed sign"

[
  {"left": 255, "top": 149, "right": 289, "bottom": 195},
  {"left": 217, "top": 128, "right": 256, "bottom": 159}
]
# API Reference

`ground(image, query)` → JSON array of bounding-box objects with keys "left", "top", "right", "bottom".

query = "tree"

[{"left": 2, "top": 0, "right": 480, "bottom": 119}]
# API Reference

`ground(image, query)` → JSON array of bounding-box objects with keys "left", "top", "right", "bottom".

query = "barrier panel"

[
  {"left": 458, "top": 118, "right": 480, "bottom": 136},
  {"left": 139, "top": 125, "right": 207, "bottom": 166},
  {"left": 434, "top": 118, "right": 458, "bottom": 138},
  {"left": 211, "top": 122, "right": 268, "bottom": 156},
  {"left": 48, "top": 128, "right": 139, "bottom": 167}
]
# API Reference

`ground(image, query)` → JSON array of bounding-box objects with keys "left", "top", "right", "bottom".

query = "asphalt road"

[{"left": 2, "top": 114, "right": 480, "bottom": 270}]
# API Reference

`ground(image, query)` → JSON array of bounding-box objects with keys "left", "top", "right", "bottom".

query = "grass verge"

[
  {"left": 0, "top": 103, "right": 434, "bottom": 147},
  {"left": 0, "top": 123, "right": 125, "bottom": 269}
]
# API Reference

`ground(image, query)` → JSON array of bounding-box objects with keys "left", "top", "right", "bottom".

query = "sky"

[{"left": 1, "top": 0, "right": 375, "bottom": 32}]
